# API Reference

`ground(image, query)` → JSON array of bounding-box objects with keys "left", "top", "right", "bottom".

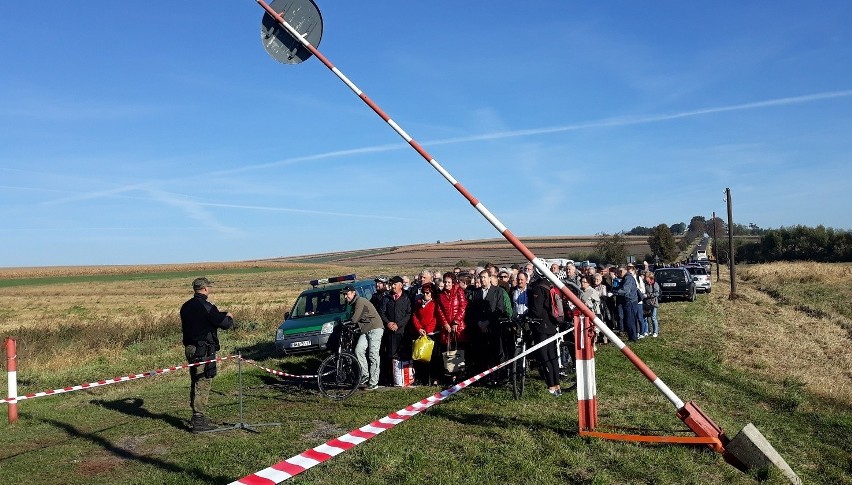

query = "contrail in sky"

[
  {"left": 213, "top": 89, "right": 852, "bottom": 176},
  {"left": 197, "top": 201, "right": 411, "bottom": 220},
  {"left": 35, "top": 89, "right": 852, "bottom": 208}
]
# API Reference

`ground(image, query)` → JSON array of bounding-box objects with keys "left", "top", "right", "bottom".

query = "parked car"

[
  {"left": 274, "top": 275, "right": 375, "bottom": 355},
  {"left": 685, "top": 265, "right": 712, "bottom": 293},
  {"left": 655, "top": 267, "right": 696, "bottom": 302}
]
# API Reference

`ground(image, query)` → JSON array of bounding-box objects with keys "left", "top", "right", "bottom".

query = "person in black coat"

[
  {"left": 467, "top": 270, "right": 507, "bottom": 376},
  {"left": 527, "top": 271, "right": 563, "bottom": 396},
  {"left": 379, "top": 276, "right": 412, "bottom": 385}
]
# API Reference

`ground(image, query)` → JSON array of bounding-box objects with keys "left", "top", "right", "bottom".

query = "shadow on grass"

[
  {"left": 247, "top": 374, "right": 319, "bottom": 400},
  {"left": 34, "top": 415, "right": 232, "bottom": 483},
  {"left": 91, "top": 397, "right": 188, "bottom": 432},
  {"left": 0, "top": 416, "right": 127, "bottom": 462},
  {"left": 235, "top": 354, "right": 326, "bottom": 399},
  {"left": 231, "top": 340, "right": 278, "bottom": 361},
  {"left": 429, "top": 406, "right": 580, "bottom": 439}
]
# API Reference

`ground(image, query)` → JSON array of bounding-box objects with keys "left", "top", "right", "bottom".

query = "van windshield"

[{"left": 290, "top": 290, "right": 345, "bottom": 318}]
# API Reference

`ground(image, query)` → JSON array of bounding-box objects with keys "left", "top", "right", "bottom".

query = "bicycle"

[
  {"left": 317, "top": 320, "right": 362, "bottom": 400},
  {"left": 502, "top": 316, "right": 531, "bottom": 399},
  {"left": 556, "top": 315, "right": 577, "bottom": 381}
]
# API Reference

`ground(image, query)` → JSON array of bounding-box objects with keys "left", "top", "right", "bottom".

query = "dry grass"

[
  {"left": 0, "top": 263, "right": 420, "bottom": 330},
  {"left": 715, "top": 262, "right": 852, "bottom": 405},
  {"left": 739, "top": 261, "right": 852, "bottom": 285},
  {"left": 0, "top": 262, "right": 426, "bottom": 376}
]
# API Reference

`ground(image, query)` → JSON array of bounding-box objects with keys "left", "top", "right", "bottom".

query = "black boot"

[{"left": 191, "top": 414, "right": 216, "bottom": 433}]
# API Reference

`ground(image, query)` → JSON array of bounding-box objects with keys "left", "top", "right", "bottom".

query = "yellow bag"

[{"left": 412, "top": 335, "right": 435, "bottom": 363}]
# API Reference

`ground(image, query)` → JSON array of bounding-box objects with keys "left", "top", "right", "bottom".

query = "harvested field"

[{"left": 264, "top": 236, "right": 653, "bottom": 267}]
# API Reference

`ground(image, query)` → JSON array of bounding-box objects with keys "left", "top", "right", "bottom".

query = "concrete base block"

[{"left": 727, "top": 423, "right": 801, "bottom": 485}]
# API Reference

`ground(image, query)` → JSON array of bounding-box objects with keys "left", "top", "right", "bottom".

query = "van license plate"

[
  {"left": 290, "top": 340, "right": 312, "bottom": 348},
  {"left": 662, "top": 283, "right": 676, "bottom": 287}
]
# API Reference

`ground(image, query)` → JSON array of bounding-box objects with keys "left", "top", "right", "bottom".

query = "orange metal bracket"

[{"left": 579, "top": 430, "right": 723, "bottom": 448}]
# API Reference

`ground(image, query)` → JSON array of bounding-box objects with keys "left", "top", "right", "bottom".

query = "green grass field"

[{"left": 0, "top": 263, "right": 850, "bottom": 484}]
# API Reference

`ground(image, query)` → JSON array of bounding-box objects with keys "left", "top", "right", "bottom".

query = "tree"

[
  {"left": 687, "top": 216, "right": 707, "bottom": 234},
  {"left": 682, "top": 215, "right": 706, "bottom": 244},
  {"left": 648, "top": 224, "right": 678, "bottom": 262},
  {"left": 595, "top": 232, "right": 628, "bottom": 265},
  {"left": 704, "top": 217, "right": 725, "bottom": 238},
  {"left": 626, "top": 226, "right": 652, "bottom": 236},
  {"left": 669, "top": 222, "right": 686, "bottom": 235},
  {"left": 718, "top": 225, "right": 852, "bottom": 263}
]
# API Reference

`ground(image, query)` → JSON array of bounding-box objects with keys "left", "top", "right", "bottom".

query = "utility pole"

[
  {"left": 725, "top": 188, "right": 737, "bottom": 298},
  {"left": 712, "top": 211, "right": 720, "bottom": 282}
]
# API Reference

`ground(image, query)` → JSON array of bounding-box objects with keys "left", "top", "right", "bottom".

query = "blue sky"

[{"left": 1, "top": 2, "right": 850, "bottom": 267}]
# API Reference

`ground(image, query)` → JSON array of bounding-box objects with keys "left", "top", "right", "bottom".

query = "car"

[
  {"left": 574, "top": 260, "right": 598, "bottom": 270},
  {"left": 685, "top": 265, "right": 712, "bottom": 293},
  {"left": 654, "top": 267, "right": 696, "bottom": 302},
  {"left": 274, "top": 274, "right": 376, "bottom": 355}
]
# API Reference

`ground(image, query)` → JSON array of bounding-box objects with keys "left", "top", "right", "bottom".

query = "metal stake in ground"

[
  {"left": 253, "top": 0, "right": 730, "bottom": 453},
  {"left": 5, "top": 337, "right": 17, "bottom": 424},
  {"left": 203, "top": 353, "right": 283, "bottom": 433}
]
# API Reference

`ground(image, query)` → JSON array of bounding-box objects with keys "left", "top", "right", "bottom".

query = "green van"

[{"left": 274, "top": 275, "right": 376, "bottom": 354}]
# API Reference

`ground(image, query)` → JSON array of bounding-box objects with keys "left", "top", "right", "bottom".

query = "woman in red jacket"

[
  {"left": 412, "top": 282, "right": 439, "bottom": 385},
  {"left": 436, "top": 272, "right": 468, "bottom": 381}
]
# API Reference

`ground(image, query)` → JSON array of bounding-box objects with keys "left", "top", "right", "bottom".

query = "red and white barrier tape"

[
  {"left": 242, "top": 359, "right": 318, "bottom": 379},
  {"left": 0, "top": 355, "right": 238, "bottom": 404},
  {"left": 230, "top": 329, "right": 571, "bottom": 484}
]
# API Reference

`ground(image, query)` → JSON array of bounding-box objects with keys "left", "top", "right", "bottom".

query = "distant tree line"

[
  {"left": 620, "top": 216, "right": 850, "bottom": 265},
  {"left": 723, "top": 225, "right": 852, "bottom": 263},
  {"left": 603, "top": 220, "right": 849, "bottom": 265}
]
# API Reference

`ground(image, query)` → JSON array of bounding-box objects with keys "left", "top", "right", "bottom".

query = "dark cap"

[
  {"left": 341, "top": 285, "right": 356, "bottom": 293},
  {"left": 192, "top": 277, "right": 211, "bottom": 290},
  {"left": 389, "top": 275, "right": 404, "bottom": 284}
]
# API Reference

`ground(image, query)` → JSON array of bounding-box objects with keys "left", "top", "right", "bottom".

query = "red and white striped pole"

[
  {"left": 5, "top": 337, "right": 18, "bottom": 423},
  {"left": 574, "top": 312, "right": 597, "bottom": 431},
  {"left": 256, "top": 0, "right": 729, "bottom": 450}
]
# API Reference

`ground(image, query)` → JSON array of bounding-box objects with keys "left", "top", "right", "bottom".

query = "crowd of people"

[
  {"left": 176, "top": 260, "right": 663, "bottom": 431},
  {"left": 351, "top": 260, "right": 663, "bottom": 394}
]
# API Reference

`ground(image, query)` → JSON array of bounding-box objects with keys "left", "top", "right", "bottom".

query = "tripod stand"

[{"left": 204, "top": 353, "right": 282, "bottom": 433}]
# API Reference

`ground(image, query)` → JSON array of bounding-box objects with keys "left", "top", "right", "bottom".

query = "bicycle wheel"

[
  {"left": 511, "top": 342, "right": 526, "bottom": 399},
  {"left": 317, "top": 352, "right": 362, "bottom": 400},
  {"left": 558, "top": 338, "right": 574, "bottom": 381}
]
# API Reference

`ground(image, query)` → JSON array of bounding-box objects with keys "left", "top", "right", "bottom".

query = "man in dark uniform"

[{"left": 180, "top": 277, "right": 234, "bottom": 432}]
